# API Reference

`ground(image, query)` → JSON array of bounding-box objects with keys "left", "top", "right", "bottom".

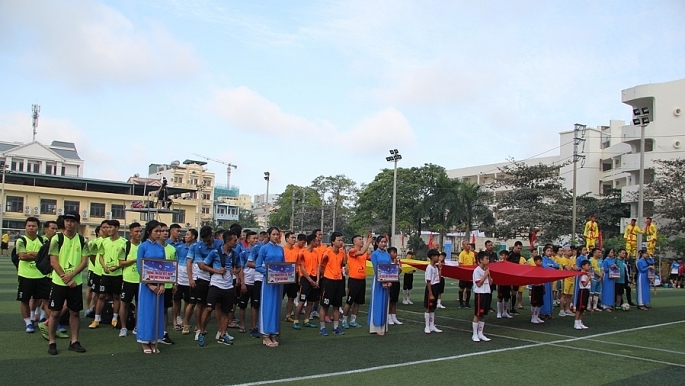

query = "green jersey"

[
  {"left": 101, "top": 237, "right": 126, "bottom": 276},
  {"left": 164, "top": 244, "right": 177, "bottom": 289},
  {"left": 122, "top": 241, "right": 141, "bottom": 284},
  {"left": 16, "top": 235, "right": 48, "bottom": 279},
  {"left": 50, "top": 233, "right": 88, "bottom": 286}
]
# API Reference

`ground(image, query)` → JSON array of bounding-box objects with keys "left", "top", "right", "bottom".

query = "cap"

[{"left": 63, "top": 211, "right": 81, "bottom": 222}]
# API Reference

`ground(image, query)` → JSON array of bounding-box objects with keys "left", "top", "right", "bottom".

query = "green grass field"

[{"left": 2, "top": 257, "right": 685, "bottom": 385}]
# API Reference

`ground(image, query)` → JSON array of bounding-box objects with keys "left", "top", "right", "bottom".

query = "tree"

[
  {"left": 311, "top": 175, "right": 358, "bottom": 233},
  {"left": 575, "top": 189, "right": 630, "bottom": 241},
  {"left": 489, "top": 159, "right": 571, "bottom": 244},
  {"left": 237, "top": 209, "right": 259, "bottom": 230},
  {"left": 268, "top": 185, "right": 323, "bottom": 232},
  {"left": 648, "top": 158, "right": 685, "bottom": 234}
]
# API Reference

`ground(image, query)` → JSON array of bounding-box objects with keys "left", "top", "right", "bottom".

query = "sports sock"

[
  {"left": 303, "top": 318, "right": 309, "bottom": 324},
  {"left": 94, "top": 315, "right": 101, "bottom": 322},
  {"left": 30, "top": 310, "right": 36, "bottom": 320},
  {"left": 350, "top": 315, "right": 357, "bottom": 323},
  {"left": 39, "top": 310, "right": 47, "bottom": 320},
  {"left": 496, "top": 301, "right": 502, "bottom": 316},
  {"left": 465, "top": 291, "right": 471, "bottom": 305},
  {"left": 24, "top": 317, "right": 32, "bottom": 326},
  {"left": 472, "top": 322, "right": 478, "bottom": 336},
  {"left": 342, "top": 315, "right": 348, "bottom": 323},
  {"left": 333, "top": 321, "right": 339, "bottom": 329},
  {"left": 424, "top": 312, "right": 430, "bottom": 329},
  {"left": 429, "top": 312, "right": 435, "bottom": 327},
  {"left": 113, "top": 313, "right": 119, "bottom": 321},
  {"left": 478, "top": 321, "right": 485, "bottom": 335},
  {"left": 458, "top": 291, "right": 464, "bottom": 306},
  {"left": 320, "top": 322, "right": 325, "bottom": 329}
]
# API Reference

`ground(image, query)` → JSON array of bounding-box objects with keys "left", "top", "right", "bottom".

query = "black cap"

[{"left": 63, "top": 211, "right": 81, "bottom": 222}]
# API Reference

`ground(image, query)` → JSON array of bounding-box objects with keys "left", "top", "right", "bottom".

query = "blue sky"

[{"left": 1, "top": 0, "right": 684, "bottom": 198}]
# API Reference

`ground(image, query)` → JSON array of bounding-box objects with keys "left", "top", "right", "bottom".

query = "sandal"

[
  {"left": 142, "top": 344, "right": 152, "bottom": 354},
  {"left": 151, "top": 345, "right": 160, "bottom": 354},
  {"left": 239, "top": 327, "right": 246, "bottom": 333},
  {"left": 227, "top": 323, "right": 239, "bottom": 329},
  {"left": 262, "top": 339, "right": 277, "bottom": 348}
]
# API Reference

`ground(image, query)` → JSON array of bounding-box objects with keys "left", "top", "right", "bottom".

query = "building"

[
  {"left": 0, "top": 140, "right": 84, "bottom": 177},
  {"left": 447, "top": 77, "right": 685, "bottom": 233},
  {"left": 213, "top": 200, "right": 240, "bottom": 227},
  {"left": 252, "top": 193, "right": 279, "bottom": 209},
  {"left": 0, "top": 172, "right": 198, "bottom": 239},
  {"left": 148, "top": 160, "right": 216, "bottom": 226}
]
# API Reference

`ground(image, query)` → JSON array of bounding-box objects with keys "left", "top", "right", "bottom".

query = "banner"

[
  {"left": 141, "top": 259, "right": 178, "bottom": 284},
  {"left": 376, "top": 264, "right": 400, "bottom": 282},
  {"left": 266, "top": 262, "right": 297, "bottom": 284}
]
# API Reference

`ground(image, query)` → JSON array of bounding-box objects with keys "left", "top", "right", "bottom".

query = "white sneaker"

[
  {"left": 393, "top": 316, "right": 403, "bottom": 325},
  {"left": 581, "top": 324, "right": 589, "bottom": 329},
  {"left": 311, "top": 311, "right": 319, "bottom": 318},
  {"left": 559, "top": 311, "right": 567, "bottom": 317},
  {"left": 478, "top": 334, "right": 491, "bottom": 342},
  {"left": 215, "top": 331, "right": 222, "bottom": 340},
  {"left": 574, "top": 325, "right": 583, "bottom": 330},
  {"left": 424, "top": 327, "right": 431, "bottom": 334},
  {"left": 437, "top": 304, "right": 446, "bottom": 309},
  {"left": 132, "top": 327, "right": 137, "bottom": 335},
  {"left": 472, "top": 335, "right": 480, "bottom": 342},
  {"left": 503, "top": 312, "right": 513, "bottom": 319},
  {"left": 195, "top": 330, "right": 201, "bottom": 341},
  {"left": 531, "top": 318, "right": 540, "bottom": 324},
  {"left": 402, "top": 299, "right": 409, "bottom": 305},
  {"left": 407, "top": 299, "right": 414, "bottom": 305},
  {"left": 497, "top": 313, "right": 502, "bottom": 319},
  {"left": 388, "top": 318, "right": 395, "bottom": 325},
  {"left": 119, "top": 328, "right": 128, "bottom": 337},
  {"left": 431, "top": 326, "right": 443, "bottom": 333},
  {"left": 536, "top": 317, "right": 545, "bottom": 324}
]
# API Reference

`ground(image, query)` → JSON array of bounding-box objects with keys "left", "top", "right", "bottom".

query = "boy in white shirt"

[
  {"left": 472, "top": 251, "right": 492, "bottom": 342},
  {"left": 574, "top": 260, "right": 592, "bottom": 330},
  {"left": 423, "top": 249, "right": 442, "bottom": 334}
]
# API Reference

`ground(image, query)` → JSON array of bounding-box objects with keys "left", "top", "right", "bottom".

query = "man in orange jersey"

[
  {"left": 282, "top": 232, "right": 300, "bottom": 322},
  {"left": 319, "top": 231, "right": 346, "bottom": 336},
  {"left": 310, "top": 229, "right": 325, "bottom": 319},
  {"left": 342, "top": 233, "right": 373, "bottom": 328},
  {"left": 292, "top": 234, "right": 320, "bottom": 330}
]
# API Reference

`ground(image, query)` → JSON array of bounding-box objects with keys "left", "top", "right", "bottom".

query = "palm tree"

[{"left": 438, "top": 179, "right": 494, "bottom": 245}]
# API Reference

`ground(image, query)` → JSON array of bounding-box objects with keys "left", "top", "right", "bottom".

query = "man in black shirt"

[{"left": 506, "top": 241, "right": 523, "bottom": 315}]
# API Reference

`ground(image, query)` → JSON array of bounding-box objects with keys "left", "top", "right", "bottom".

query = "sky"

[{"left": 1, "top": 0, "right": 684, "bottom": 199}]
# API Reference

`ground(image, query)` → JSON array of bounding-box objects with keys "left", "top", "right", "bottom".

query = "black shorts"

[
  {"left": 474, "top": 293, "right": 491, "bottom": 317},
  {"left": 1, "top": 241, "right": 8, "bottom": 250},
  {"left": 99, "top": 275, "right": 123, "bottom": 296},
  {"left": 576, "top": 288, "right": 590, "bottom": 312},
  {"left": 121, "top": 282, "right": 139, "bottom": 304},
  {"left": 206, "top": 286, "right": 235, "bottom": 314},
  {"left": 299, "top": 277, "right": 321, "bottom": 302},
  {"left": 173, "top": 285, "right": 190, "bottom": 303},
  {"left": 17, "top": 276, "right": 51, "bottom": 302},
  {"left": 346, "top": 278, "right": 366, "bottom": 305},
  {"left": 164, "top": 288, "right": 173, "bottom": 308},
  {"left": 615, "top": 282, "right": 625, "bottom": 296},
  {"left": 389, "top": 281, "right": 400, "bottom": 303},
  {"left": 238, "top": 284, "right": 254, "bottom": 309},
  {"left": 88, "top": 271, "right": 100, "bottom": 292},
  {"left": 497, "top": 285, "right": 512, "bottom": 300},
  {"left": 423, "top": 284, "right": 439, "bottom": 311},
  {"left": 189, "top": 279, "right": 210, "bottom": 305},
  {"left": 403, "top": 273, "right": 414, "bottom": 290},
  {"left": 283, "top": 282, "right": 299, "bottom": 299},
  {"left": 388, "top": 281, "right": 400, "bottom": 303},
  {"left": 49, "top": 284, "right": 83, "bottom": 312},
  {"left": 531, "top": 286, "right": 545, "bottom": 307},
  {"left": 321, "top": 278, "right": 344, "bottom": 308},
  {"left": 459, "top": 280, "right": 473, "bottom": 289},
  {"left": 669, "top": 274, "right": 678, "bottom": 281},
  {"left": 437, "top": 277, "right": 446, "bottom": 294}
]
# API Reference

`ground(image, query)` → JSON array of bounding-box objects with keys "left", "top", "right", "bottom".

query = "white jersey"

[
  {"left": 579, "top": 274, "right": 591, "bottom": 290},
  {"left": 425, "top": 264, "right": 440, "bottom": 285},
  {"left": 472, "top": 266, "right": 491, "bottom": 294}
]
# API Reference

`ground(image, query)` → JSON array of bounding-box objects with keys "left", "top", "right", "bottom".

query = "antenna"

[
  {"left": 32, "top": 105, "right": 40, "bottom": 142},
  {"left": 193, "top": 153, "right": 238, "bottom": 188}
]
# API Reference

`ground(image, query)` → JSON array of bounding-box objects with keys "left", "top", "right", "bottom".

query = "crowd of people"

[{"left": 9, "top": 212, "right": 667, "bottom": 355}]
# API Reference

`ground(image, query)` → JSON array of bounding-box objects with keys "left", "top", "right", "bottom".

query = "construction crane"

[{"left": 193, "top": 153, "right": 237, "bottom": 188}]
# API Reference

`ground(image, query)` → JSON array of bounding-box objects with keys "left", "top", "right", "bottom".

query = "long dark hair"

[
  {"left": 266, "top": 226, "right": 280, "bottom": 244},
  {"left": 142, "top": 220, "right": 161, "bottom": 242}
]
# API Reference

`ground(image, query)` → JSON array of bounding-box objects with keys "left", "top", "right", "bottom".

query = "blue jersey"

[
  {"left": 542, "top": 256, "right": 559, "bottom": 269},
  {"left": 671, "top": 261, "right": 681, "bottom": 275},
  {"left": 203, "top": 247, "right": 239, "bottom": 289},
  {"left": 188, "top": 240, "right": 223, "bottom": 281},
  {"left": 256, "top": 242, "right": 285, "bottom": 276}
]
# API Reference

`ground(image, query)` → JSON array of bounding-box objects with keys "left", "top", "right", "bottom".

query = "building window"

[
  {"left": 45, "top": 164, "right": 56, "bottom": 175},
  {"left": 6, "top": 196, "right": 24, "bottom": 212},
  {"left": 111, "top": 204, "right": 125, "bottom": 219},
  {"left": 64, "top": 200, "right": 80, "bottom": 214},
  {"left": 172, "top": 209, "right": 186, "bottom": 224},
  {"left": 27, "top": 160, "right": 41, "bottom": 173},
  {"left": 61, "top": 167, "right": 66, "bottom": 176},
  {"left": 40, "top": 199, "right": 57, "bottom": 215},
  {"left": 90, "top": 203, "right": 106, "bottom": 218},
  {"left": 11, "top": 160, "right": 24, "bottom": 172},
  {"left": 201, "top": 207, "right": 211, "bottom": 214},
  {"left": 203, "top": 179, "right": 212, "bottom": 187},
  {"left": 202, "top": 193, "right": 211, "bottom": 200}
]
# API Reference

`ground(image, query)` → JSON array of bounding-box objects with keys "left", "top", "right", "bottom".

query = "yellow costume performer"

[
  {"left": 583, "top": 217, "right": 599, "bottom": 249},
  {"left": 644, "top": 218, "right": 657, "bottom": 256},
  {"left": 624, "top": 220, "right": 643, "bottom": 258}
]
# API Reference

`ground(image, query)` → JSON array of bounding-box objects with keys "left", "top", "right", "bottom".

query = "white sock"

[
  {"left": 472, "top": 322, "right": 478, "bottom": 336},
  {"left": 429, "top": 313, "right": 434, "bottom": 327},
  {"left": 342, "top": 315, "right": 348, "bottom": 323},
  {"left": 30, "top": 310, "right": 36, "bottom": 320},
  {"left": 24, "top": 317, "right": 32, "bottom": 326},
  {"left": 350, "top": 314, "right": 357, "bottom": 323},
  {"left": 437, "top": 299, "right": 442, "bottom": 306},
  {"left": 496, "top": 301, "right": 502, "bottom": 316},
  {"left": 95, "top": 315, "right": 101, "bottom": 322},
  {"left": 478, "top": 321, "right": 485, "bottom": 335},
  {"left": 333, "top": 321, "right": 339, "bottom": 329},
  {"left": 424, "top": 312, "right": 430, "bottom": 329},
  {"left": 39, "top": 310, "right": 47, "bottom": 320},
  {"left": 320, "top": 321, "right": 325, "bottom": 329},
  {"left": 113, "top": 313, "right": 119, "bottom": 321}
]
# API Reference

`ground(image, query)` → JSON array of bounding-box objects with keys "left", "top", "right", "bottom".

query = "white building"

[
  {"left": 0, "top": 140, "right": 84, "bottom": 177},
  {"left": 252, "top": 194, "right": 279, "bottom": 209},
  {"left": 448, "top": 78, "right": 685, "bottom": 232}
]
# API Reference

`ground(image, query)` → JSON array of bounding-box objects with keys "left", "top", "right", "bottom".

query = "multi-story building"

[
  {"left": 0, "top": 140, "right": 84, "bottom": 177},
  {"left": 252, "top": 194, "right": 279, "bottom": 209},
  {"left": 447, "top": 77, "right": 685, "bottom": 234},
  {"left": 148, "top": 160, "right": 216, "bottom": 226}
]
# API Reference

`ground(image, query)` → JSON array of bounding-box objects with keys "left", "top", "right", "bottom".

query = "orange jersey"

[
  {"left": 299, "top": 248, "right": 320, "bottom": 277},
  {"left": 322, "top": 247, "right": 344, "bottom": 280},
  {"left": 284, "top": 246, "right": 299, "bottom": 263},
  {"left": 347, "top": 248, "right": 368, "bottom": 280}
]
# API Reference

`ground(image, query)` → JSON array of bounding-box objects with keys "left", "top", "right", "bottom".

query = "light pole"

[
  {"left": 571, "top": 123, "right": 586, "bottom": 245},
  {"left": 0, "top": 161, "right": 8, "bottom": 237},
  {"left": 264, "top": 172, "right": 270, "bottom": 228},
  {"left": 386, "top": 149, "right": 402, "bottom": 246},
  {"left": 632, "top": 107, "right": 650, "bottom": 250}
]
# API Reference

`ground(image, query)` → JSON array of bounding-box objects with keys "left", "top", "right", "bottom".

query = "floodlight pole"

[
  {"left": 0, "top": 162, "right": 7, "bottom": 238},
  {"left": 571, "top": 124, "right": 585, "bottom": 245},
  {"left": 387, "top": 149, "right": 401, "bottom": 246},
  {"left": 637, "top": 123, "right": 646, "bottom": 250}
]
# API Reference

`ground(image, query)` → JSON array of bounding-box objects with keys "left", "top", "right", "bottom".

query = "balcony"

[
  {"left": 619, "top": 152, "right": 657, "bottom": 172},
  {"left": 621, "top": 125, "right": 641, "bottom": 143}
]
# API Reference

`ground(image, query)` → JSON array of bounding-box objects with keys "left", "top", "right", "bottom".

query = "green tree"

[
  {"left": 268, "top": 185, "right": 323, "bottom": 232},
  {"left": 311, "top": 174, "right": 358, "bottom": 233},
  {"left": 237, "top": 209, "right": 259, "bottom": 229},
  {"left": 648, "top": 158, "right": 685, "bottom": 234},
  {"left": 575, "top": 189, "right": 630, "bottom": 241},
  {"left": 489, "top": 159, "right": 571, "bottom": 243}
]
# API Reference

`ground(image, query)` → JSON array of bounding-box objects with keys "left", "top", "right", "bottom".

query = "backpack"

[
  {"left": 35, "top": 233, "right": 86, "bottom": 275},
  {"left": 101, "top": 300, "right": 114, "bottom": 324},
  {"left": 125, "top": 240, "right": 132, "bottom": 259},
  {"left": 12, "top": 236, "right": 45, "bottom": 270},
  {"left": 126, "top": 303, "right": 136, "bottom": 331},
  {"left": 214, "top": 247, "right": 236, "bottom": 273}
]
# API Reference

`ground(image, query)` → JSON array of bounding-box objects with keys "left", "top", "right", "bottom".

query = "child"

[
  {"left": 472, "top": 251, "right": 492, "bottom": 342},
  {"left": 423, "top": 249, "right": 442, "bottom": 334},
  {"left": 496, "top": 249, "right": 512, "bottom": 319},
  {"left": 589, "top": 248, "right": 603, "bottom": 311},
  {"left": 437, "top": 252, "right": 447, "bottom": 309},
  {"left": 529, "top": 255, "right": 545, "bottom": 323},
  {"left": 402, "top": 251, "right": 415, "bottom": 305},
  {"left": 387, "top": 247, "right": 402, "bottom": 325},
  {"left": 574, "top": 260, "right": 591, "bottom": 330}
]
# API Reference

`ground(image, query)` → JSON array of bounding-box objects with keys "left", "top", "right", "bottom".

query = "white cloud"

[
  {"left": 0, "top": 0, "right": 199, "bottom": 90},
  {"left": 208, "top": 86, "right": 414, "bottom": 154}
]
